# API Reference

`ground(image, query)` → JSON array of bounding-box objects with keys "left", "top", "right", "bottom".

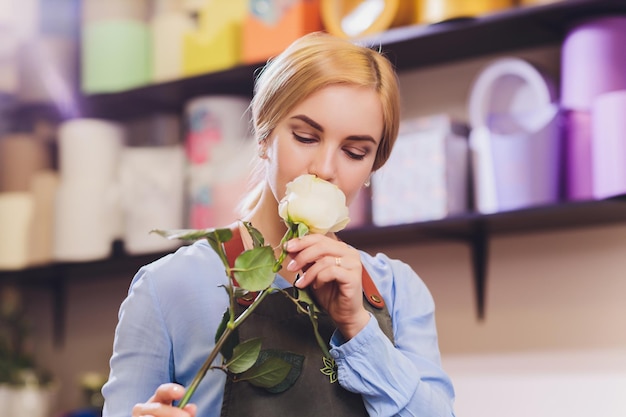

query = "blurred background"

[{"left": 0, "top": 0, "right": 625, "bottom": 416}]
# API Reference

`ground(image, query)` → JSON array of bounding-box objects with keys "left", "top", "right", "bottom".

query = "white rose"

[{"left": 278, "top": 174, "right": 350, "bottom": 234}]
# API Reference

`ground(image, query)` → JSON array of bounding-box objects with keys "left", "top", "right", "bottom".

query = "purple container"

[
  {"left": 561, "top": 16, "right": 626, "bottom": 110},
  {"left": 488, "top": 106, "right": 562, "bottom": 211},
  {"left": 591, "top": 90, "right": 626, "bottom": 199},
  {"left": 469, "top": 57, "right": 562, "bottom": 213},
  {"left": 563, "top": 109, "right": 593, "bottom": 200}
]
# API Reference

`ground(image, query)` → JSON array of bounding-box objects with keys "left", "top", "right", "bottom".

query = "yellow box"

[{"left": 182, "top": 0, "right": 246, "bottom": 76}]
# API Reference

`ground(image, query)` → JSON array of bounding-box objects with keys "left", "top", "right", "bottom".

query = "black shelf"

[
  {"left": 339, "top": 195, "right": 626, "bottom": 319},
  {"left": 80, "top": 0, "right": 626, "bottom": 120},
  {"left": 3, "top": 196, "right": 625, "bottom": 332},
  {"left": 339, "top": 196, "right": 626, "bottom": 247}
]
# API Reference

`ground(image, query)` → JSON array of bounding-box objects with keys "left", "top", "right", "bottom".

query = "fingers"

[
  {"left": 132, "top": 384, "right": 196, "bottom": 417},
  {"left": 285, "top": 235, "right": 358, "bottom": 279}
]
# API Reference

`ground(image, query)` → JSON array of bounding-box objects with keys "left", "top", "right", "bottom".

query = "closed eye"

[
  {"left": 344, "top": 148, "right": 366, "bottom": 160},
  {"left": 293, "top": 132, "right": 317, "bottom": 144}
]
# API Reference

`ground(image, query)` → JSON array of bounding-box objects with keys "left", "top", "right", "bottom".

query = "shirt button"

[{"left": 331, "top": 350, "right": 340, "bottom": 359}]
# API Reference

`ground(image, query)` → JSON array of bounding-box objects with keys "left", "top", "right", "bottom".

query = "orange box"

[{"left": 242, "top": 0, "right": 323, "bottom": 64}]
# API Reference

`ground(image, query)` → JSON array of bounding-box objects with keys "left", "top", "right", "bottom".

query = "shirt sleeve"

[
  {"left": 102, "top": 242, "right": 229, "bottom": 417},
  {"left": 102, "top": 265, "right": 173, "bottom": 417},
  {"left": 329, "top": 253, "right": 456, "bottom": 417}
]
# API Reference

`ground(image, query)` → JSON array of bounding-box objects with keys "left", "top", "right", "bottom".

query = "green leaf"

[
  {"left": 233, "top": 246, "right": 276, "bottom": 292},
  {"left": 225, "top": 338, "right": 262, "bottom": 374},
  {"left": 238, "top": 356, "right": 292, "bottom": 389},
  {"left": 205, "top": 228, "right": 234, "bottom": 255},
  {"left": 215, "top": 309, "right": 239, "bottom": 360},
  {"left": 256, "top": 350, "right": 304, "bottom": 394},
  {"left": 296, "top": 222, "right": 309, "bottom": 238},
  {"left": 151, "top": 228, "right": 231, "bottom": 242},
  {"left": 242, "top": 221, "right": 265, "bottom": 247}
]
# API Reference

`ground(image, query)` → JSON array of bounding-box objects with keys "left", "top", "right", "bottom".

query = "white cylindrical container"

[
  {"left": 119, "top": 145, "right": 185, "bottom": 254},
  {"left": 0, "top": 192, "right": 34, "bottom": 270},
  {"left": 28, "top": 170, "right": 59, "bottom": 265},
  {"left": 53, "top": 180, "right": 120, "bottom": 262},
  {"left": 57, "top": 118, "right": 125, "bottom": 184}
]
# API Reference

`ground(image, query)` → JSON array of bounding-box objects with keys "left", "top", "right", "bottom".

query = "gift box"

[
  {"left": 372, "top": 114, "right": 469, "bottom": 226},
  {"left": 242, "top": 0, "right": 322, "bottom": 64}
]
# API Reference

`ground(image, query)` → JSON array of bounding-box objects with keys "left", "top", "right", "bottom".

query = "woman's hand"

[
  {"left": 285, "top": 234, "right": 370, "bottom": 340},
  {"left": 132, "top": 383, "right": 197, "bottom": 417}
]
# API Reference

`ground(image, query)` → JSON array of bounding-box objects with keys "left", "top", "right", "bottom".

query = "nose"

[{"left": 309, "top": 145, "right": 337, "bottom": 182}]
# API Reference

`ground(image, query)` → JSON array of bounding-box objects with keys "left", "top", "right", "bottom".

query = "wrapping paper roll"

[
  {"left": 591, "top": 90, "right": 626, "bottom": 199},
  {"left": 468, "top": 57, "right": 560, "bottom": 213},
  {"left": 419, "top": 0, "right": 512, "bottom": 24},
  {"left": 187, "top": 139, "right": 256, "bottom": 229},
  {"left": 561, "top": 16, "right": 626, "bottom": 111},
  {"left": 184, "top": 95, "right": 251, "bottom": 164},
  {"left": 53, "top": 180, "right": 120, "bottom": 261},
  {"left": 28, "top": 170, "right": 59, "bottom": 265},
  {"left": 57, "top": 119, "right": 125, "bottom": 184},
  {"left": 563, "top": 109, "right": 593, "bottom": 200},
  {"left": 119, "top": 146, "right": 185, "bottom": 255},
  {"left": 0, "top": 133, "right": 53, "bottom": 192},
  {"left": 0, "top": 192, "right": 34, "bottom": 270}
]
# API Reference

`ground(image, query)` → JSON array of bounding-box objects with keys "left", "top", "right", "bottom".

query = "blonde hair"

[{"left": 239, "top": 32, "right": 401, "bottom": 215}]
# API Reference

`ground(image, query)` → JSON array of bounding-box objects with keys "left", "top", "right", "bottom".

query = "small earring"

[
  {"left": 258, "top": 149, "right": 267, "bottom": 159},
  {"left": 364, "top": 178, "right": 371, "bottom": 188}
]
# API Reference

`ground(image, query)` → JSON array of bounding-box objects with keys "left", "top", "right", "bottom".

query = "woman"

[{"left": 102, "top": 32, "right": 455, "bottom": 417}]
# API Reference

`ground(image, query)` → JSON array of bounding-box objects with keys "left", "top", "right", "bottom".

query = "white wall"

[{"left": 24, "top": 45, "right": 626, "bottom": 415}]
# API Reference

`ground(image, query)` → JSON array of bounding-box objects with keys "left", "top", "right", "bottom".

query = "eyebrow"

[{"left": 291, "top": 114, "right": 379, "bottom": 145}]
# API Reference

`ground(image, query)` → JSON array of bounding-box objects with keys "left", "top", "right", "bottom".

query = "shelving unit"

[
  {"left": 81, "top": 0, "right": 626, "bottom": 120},
  {"left": 2, "top": 0, "right": 626, "bottom": 343}
]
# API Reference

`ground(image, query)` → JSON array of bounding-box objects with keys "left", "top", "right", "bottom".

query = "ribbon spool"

[
  {"left": 418, "top": 0, "right": 512, "bottom": 24},
  {"left": 321, "top": 0, "right": 416, "bottom": 38}
]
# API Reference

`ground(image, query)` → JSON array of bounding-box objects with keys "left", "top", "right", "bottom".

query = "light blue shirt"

[{"left": 102, "top": 240, "right": 455, "bottom": 417}]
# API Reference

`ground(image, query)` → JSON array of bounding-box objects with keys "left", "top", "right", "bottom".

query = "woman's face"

[{"left": 264, "top": 84, "right": 384, "bottom": 207}]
